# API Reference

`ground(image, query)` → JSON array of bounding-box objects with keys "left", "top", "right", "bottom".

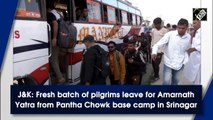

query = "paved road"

[{"left": 142, "top": 57, "right": 192, "bottom": 85}]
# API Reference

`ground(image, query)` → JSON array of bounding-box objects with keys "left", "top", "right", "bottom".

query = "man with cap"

[{"left": 80, "top": 35, "right": 106, "bottom": 85}]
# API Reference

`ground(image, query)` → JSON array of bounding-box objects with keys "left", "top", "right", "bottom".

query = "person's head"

[
  {"left": 145, "top": 32, "right": 150, "bottom": 37},
  {"left": 136, "top": 35, "right": 141, "bottom": 41},
  {"left": 153, "top": 17, "right": 162, "bottom": 30},
  {"left": 177, "top": 18, "right": 189, "bottom": 36},
  {"left": 46, "top": 1, "right": 55, "bottom": 11},
  {"left": 133, "top": 34, "right": 139, "bottom": 41},
  {"left": 166, "top": 23, "right": 171, "bottom": 29},
  {"left": 123, "top": 37, "right": 129, "bottom": 44},
  {"left": 172, "top": 24, "right": 177, "bottom": 30},
  {"left": 83, "top": 35, "right": 95, "bottom": 48},
  {"left": 82, "top": 8, "right": 88, "bottom": 18},
  {"left": 193, "top": 20, "right": 201, "bottom": 30},
  {"left": 107, "top": 41, "right": 116, "bottom": 52},
  {"left": 127, "top": 40, "right": 136, "bottom": 52},
  {"left": 141, "top": 32, "right": 145, "bottom": 38},
  {"left": 76, "top": 7, "right": 82, "bottom": 19}
]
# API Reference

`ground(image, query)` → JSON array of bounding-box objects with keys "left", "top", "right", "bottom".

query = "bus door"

[
  {"left": 13, "top": 0, "right": 50, "bottom": 85},
  {"left": 50, "top": 0, "right": 73, "bottom": 84}
]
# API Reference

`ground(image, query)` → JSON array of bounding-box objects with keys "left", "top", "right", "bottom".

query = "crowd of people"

[
  {"left": 47, "top": 1, "right": 201, "bottom": 85},
  {"left": 80, "top": 17, "right": 201, "bottom": 86},
  {"left": 80, "top": 35, "right": 147, "bottom": 85}
]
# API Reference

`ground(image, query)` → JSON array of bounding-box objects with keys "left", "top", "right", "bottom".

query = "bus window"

[
  {"left": 128, "top": 13, "right": 133, "bottom": 25},
  {"left": 16, "top": 0, "right": 41, "bottom": 18},
  {"left": 87, "top": 0, "right": 102, "bottom": 23},
  {"left": 121, "top": 10, "right": 128, "bottom": 25},
  {"left": 132, "top": 14, "right": 136, "bottom": 25},
  {"left": 103, "top": 5, "right": 116, "bottom": 24},
  {"left": 74, "top": 0, "right": 87, "bottom": 21},
  {"left": 137, "top": 16, "right": 141, "bottom": 25}
]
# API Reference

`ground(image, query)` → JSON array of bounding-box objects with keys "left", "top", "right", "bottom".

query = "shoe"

[
  {"left": 151, "top": 77, "right": 159, "bottom": 82},
  {"left": 154, "top": 77, "right": 160, "bottom": 81}
]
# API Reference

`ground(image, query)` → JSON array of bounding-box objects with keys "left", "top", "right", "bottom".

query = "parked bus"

[
  {"left": 12, "top": 0, "right": 143, "bottom": 85},
  {"left": 13, "top": 0, "right": 50, "bottom": 85}
]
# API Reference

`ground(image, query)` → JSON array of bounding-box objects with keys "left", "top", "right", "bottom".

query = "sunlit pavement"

[{"left": 142, "top": 57, "right": 192, "bottom": 85}]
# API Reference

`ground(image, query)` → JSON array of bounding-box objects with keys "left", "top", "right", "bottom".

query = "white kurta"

[{"left": 184, "top": 29, "right": 201, "bottom": 84}]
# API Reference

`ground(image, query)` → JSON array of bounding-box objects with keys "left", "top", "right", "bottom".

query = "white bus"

[
  {"left": 12, "top": 0, "right": 143, "bottom": 85},
  {"left": 13, "top": 0, "right": 50, "bottom": 85}
]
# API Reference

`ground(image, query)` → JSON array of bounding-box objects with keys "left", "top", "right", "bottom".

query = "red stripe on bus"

[
  {"left": 126, "top": 25, "right": 142, "bottom": 37},
  {"left": 68, "top": 51, "right": 83, "bottom": 65},
  {"left": 30, "top": 63, "right": 49, "bottom": 85}
]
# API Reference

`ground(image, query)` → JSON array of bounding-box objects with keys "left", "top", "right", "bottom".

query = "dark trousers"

[
  {"left": 152, "top": 53, "right": 163, "bottom": 78},
  {"left": 109, "top": 75, "right": 120, "bottom": 85}
]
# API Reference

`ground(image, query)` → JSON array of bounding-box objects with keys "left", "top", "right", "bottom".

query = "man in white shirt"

[
  {"left": 151, "top": 17, "right": 168, "bottom": 81},
  {"left": 184, "top": 20, "right": 201, "bottom": 84},
  {"left": 151, "top": 18, "right": 191, "bottom": 85}
]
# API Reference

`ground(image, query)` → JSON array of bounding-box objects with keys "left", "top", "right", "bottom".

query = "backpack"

[
  {"left": 51, "top": 10, "right": 77, "bottom": 48},
  {"left": 93, "top": 45, "right": 110, "bottom": 79},
  {"left": 125, "top": 50, "right": 146, "bottom": 73},
  {"left": 136, "top": 50, "right": 146, "bottom": 73},
  {"left": 58, "top": 19, "right": 77, "bottom": 48}
]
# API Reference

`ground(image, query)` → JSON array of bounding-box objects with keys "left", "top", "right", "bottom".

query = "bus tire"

[{"left": 24, "top": 76, "right": 39, "bottom": 85}]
